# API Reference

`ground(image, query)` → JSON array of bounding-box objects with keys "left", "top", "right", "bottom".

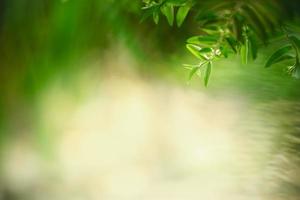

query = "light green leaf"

[
  {"left": 241, "top": 39, "right": 249, "bottom": 64},
  {"left": 161, "top": 4, "right": 174, "bottom": 25},
  {"left": 220, "top": 46, "right": 229, "bottom": 58},
  {"left": 176, "top": 4, "right": 191, "bottom": 27},
  {"left": 187, "top": 35, "right": 219, "bottom": 46},
  {"left": 183, "top": 63, "right": 200, "bottom": 67},
  {"left": 183, "top": 64, "right": 200, "bottom": 70},
  {"left": 188, "top": 67, "right": 200, "bottom": 80},
  {"left": 204, "top": 62, "right": 212, "bottom": 87},
  {"left": 265, "top": 46, "right": 293, "bottom": 68},
  {"left": 186, "top": 44, "right": 206, "bottom": 60},
  {"left": 153, "top": 11, "right": 160, "bottom": 24}
]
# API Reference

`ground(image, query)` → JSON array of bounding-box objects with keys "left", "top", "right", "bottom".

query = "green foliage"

[
  {"left": 142, "top": 0, "right": 192, "bottom": 26},
  {"left": 188, "top": 66, "right": 200, "bottom": 81},
  {"left": 142, "top": 0, "right": 300, "bottom": 85},
  {"left": 176, "top": 3, "right": 191, "bottom": 27},
  {"left": 265, "top": 27, "right": 300, "bottom": 78},
  {"left": 265, "top": 46, "right": 293, "bottom": 68},
  {"left": 161, "top": 3, "right": 174, "bottom": 25}
]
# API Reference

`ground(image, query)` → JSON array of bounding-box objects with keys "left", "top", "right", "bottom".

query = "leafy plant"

[
  {"left": 142, "top": 0, "right": 193, "bottom": 26},
  {"left": 265, "top": 26, "right": 300, "bottom": 78},
  {"left": 142, "top": 0, "right": 300, "bottom": 86}
]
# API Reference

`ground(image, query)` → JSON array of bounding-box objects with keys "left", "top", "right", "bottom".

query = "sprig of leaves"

[
  {"left": 184, "top": 60, "right": 212, "bottom": 87},
  {"left": 142, "top": 0, "right": 193, "bottom": 27},
  {"left": 142, "top": 0, "right": 298, "bottom": 85},
  {"left": 265, "top": 27, "right": 300, "bottom": 78}
]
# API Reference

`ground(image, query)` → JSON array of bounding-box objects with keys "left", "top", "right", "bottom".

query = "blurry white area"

[{"left": 1, "top": 49, "right": 271, "bottom": 200}]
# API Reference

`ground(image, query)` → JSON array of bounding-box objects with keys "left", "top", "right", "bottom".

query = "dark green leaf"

[
  {"left": 233, "top": 14, "right": 244, "bottom": 42},
  {"left": 248, "top": 34, "right": 258, "bottom": 60},
  {"left": 196, "top": 11, "right": 218, "bottom": 22},
  {"left": 265, "top": 46, "right": 293, "bottom": 68},
  {"left": 275, "top": 55, "right": 295, "bottom": 63},
  {"left": 294, "top": 64, "right": 300, "bottom": 79},
  {"left": 249, "top": 2, "right": 278, "bottom": 29},
  {"left": 288, "top": 59, "right": 300, "bottom": 78},
  {"left": 285, "top": 23, "right": 300, "bottom": 34},
  {"left": 241, "top": 5, "right": 268, "bottom": 41},
  {"left": 141, "top": 4, "right": 158, "bottom": 23},
  {"left": 225, "top": 36, "right": 238, "bottom": 53},
  {"left": 288, "top": 36, "right": 300, "bottom": 55},
  {"left": 199, "top": 48, "right": 212, "bottom": 53},
  {"left": 201, "top": 25, "right": 220, "bottom": 35}
]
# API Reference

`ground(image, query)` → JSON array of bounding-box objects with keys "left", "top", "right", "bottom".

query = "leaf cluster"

[
  {"left": 265, "top": 26, "right": 300, "bottom": 78},
  {"left": 142, "top": 0, "right": 193, "bottom": 27},
  {"left": 142, "top": 0, "right": 300, "bottom": 85}
]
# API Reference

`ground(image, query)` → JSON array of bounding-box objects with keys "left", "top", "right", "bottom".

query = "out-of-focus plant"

[
  {"left": 265, "top": 25, "right": 300, "bottom": 79},
  {"left": 142, "top": 0, "right": 300, "bottom": 86}
]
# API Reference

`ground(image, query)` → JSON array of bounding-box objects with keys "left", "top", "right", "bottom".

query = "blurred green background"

[{"left": 0, "top": 0, "right": 300, "bottom": 200}]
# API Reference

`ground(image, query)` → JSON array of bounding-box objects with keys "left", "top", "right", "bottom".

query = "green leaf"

[
  {"left": 248, "top": 34, "right": 258, "bottom": 60},
  {"left": 166, "top": 0, "right": 187, "bottom": 6},
  {"left": 265, "top": 46, "right": 293, "bottom": 68},
  {"left": 225, "top": 36, "right": 238, "bottom": 53},
  {"left": 288, "top": 59, "right": 300, "bottom": 78},
  {"left": 199, "top": 48, "right": 212, "bottom": 53},
  {"left": 220, "top": 46, "right": 229, "bottom": 58},
  {"left": 248, "top": 2, "right": 278, "bottom": 31},
  {"left": 176, "top": 4, "right": 191, "bottom": 27},
  {"left": 201, "top": 25, "right": 220, "bottom": 35},
  {"left": 153, "top": 10, "right": 160, "bottom": 24},
  {"left": 233, "top": 14, "right": 242, "bottom": 41},
  {"left": 204, "top": 62, "right": 212, "bottom": 87},
  {"left": 183, "top": 63, "right": 200, "bottom": 70},
  {"left": 186, "top": 44, "right": 206, "bottom": 60},
  {"left": 274, "top": 55, "right": 294, "bottom": 64},
  {"left": 161, "top": 4, "right": 174, "bottom": 25},
  {"left": 183, "top": 63, "right": 200, "bottom": 67},
  {"left": 196, "top": 11, "right": 219, "bottom": 24},
  {"left": 288, "top": 36, "right": 300, "bottom": 55},
  {"left": 241, "top": 4, "right": 268, "bottom": 41},
  {"left": 294, "top": 64, "right": 300, "bottom": 79},
  {"left": 188, "top": 67, "right": 200, "bottom": 80},
  {"left": 233, "top": 13, "right": 244, "bottom": 41},
  {"left": 241, "top": 38, "right": 249, "bottom": 64},
  {"left": 141, "top": 4, "right": 159, "bottom": 23},
  {"left": 285, "top": 23, "right": 300, "bottom": 34},
  {"left": 187, "top": 35, "right": 219, "bottom": 46}
]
